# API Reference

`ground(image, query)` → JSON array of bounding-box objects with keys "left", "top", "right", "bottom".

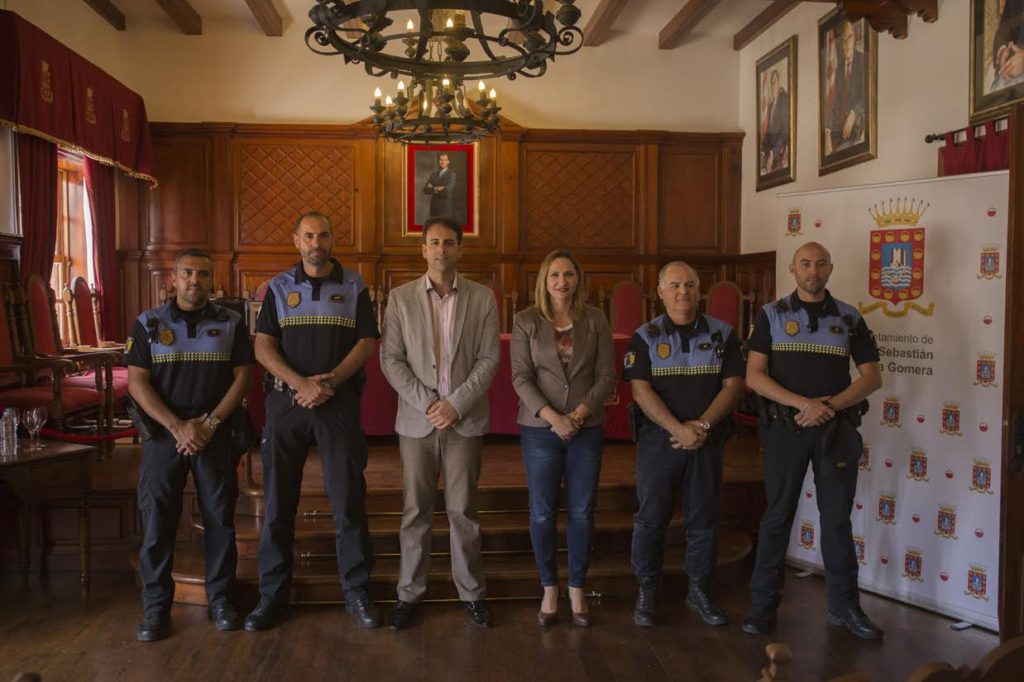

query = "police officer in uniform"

[
  {"left": 244, "top": 211, "right": 382, "bottom": 630},
  {"left": 622, "top": 262, "right": 744, "bottom": 627},
  {"left": 742, "top": 242, "right": 883, "bottom": 639},
  {"left": 127, "top": 248, "right": 254, "bottom": 642}
]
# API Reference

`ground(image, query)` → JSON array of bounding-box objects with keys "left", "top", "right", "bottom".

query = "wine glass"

[{"left": 23, "top": 407, "right": 46, "bottom": 452}]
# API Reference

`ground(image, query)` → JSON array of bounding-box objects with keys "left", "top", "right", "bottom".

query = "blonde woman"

[{"left": 510, "top": 249, "right": 616, "bottom": 627}]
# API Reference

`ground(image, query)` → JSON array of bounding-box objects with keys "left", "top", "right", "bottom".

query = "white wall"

[{"left": 738, "top": 0, "right": 970, "bottom": 256}]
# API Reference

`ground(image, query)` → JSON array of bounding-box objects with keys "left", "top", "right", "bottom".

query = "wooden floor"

[{"left": 0, "top": 568, "right": 996, "bottom": 681}]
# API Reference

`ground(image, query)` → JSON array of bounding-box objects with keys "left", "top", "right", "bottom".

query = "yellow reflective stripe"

[
  {"left": 651, "top": 364, "right": 721, "bottom": 377},
  {"left": 771, "top": 342, "right": 849, "bottom": 357},
  {"left": 151, "top": 352, "right": 231, "bottom": 364},
  {"left": 279, "top": 315, "right": 356, "bottom": 328}
]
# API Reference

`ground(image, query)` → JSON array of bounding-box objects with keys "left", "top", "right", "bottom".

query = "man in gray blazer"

[{"left": 380, "top": 215, "right": 500, "bottom": 629}]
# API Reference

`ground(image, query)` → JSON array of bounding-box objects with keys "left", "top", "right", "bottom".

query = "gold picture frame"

[
  {"left": 756, "top": 35, "right": 798, "bottom": 191},
  {"left": 818, "top": 8, "right": 877, "bottom": 176},
  {"left": 970, "top": 0, "right": 1024, "bottom": 123}
]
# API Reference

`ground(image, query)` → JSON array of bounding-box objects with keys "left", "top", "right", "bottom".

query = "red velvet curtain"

[
  {"left": 83, "top": 157, "right": 119, "bottom": 341},
  {"left": 16, "top": 133, "right": 57, "bottom": 283},
  {"left": 940, "top": 121, "right": 1011, "bottom": 176}
]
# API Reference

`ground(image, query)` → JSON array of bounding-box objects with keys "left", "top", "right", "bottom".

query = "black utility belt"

[{"left": 758, "top": 397, "right": 867, "bottom": 431}]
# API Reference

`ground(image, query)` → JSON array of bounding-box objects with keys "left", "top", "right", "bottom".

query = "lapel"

[
  {"left": 450, "top": 274, "right": 469, "bottom": 358},
  {"left": 565, "top": 309, "right": 590, "bottom": 379},
  {"left": 416, "top": 276, "right": 435, "bottom": 365}
]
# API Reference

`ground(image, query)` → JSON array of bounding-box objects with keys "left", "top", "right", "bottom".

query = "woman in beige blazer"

[{"left": 510, "top": 249, "right": 616, "bottom": 627}]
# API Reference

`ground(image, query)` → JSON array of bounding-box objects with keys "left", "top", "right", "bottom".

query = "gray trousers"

[{"left": 397, "top": 429, "right": 486, "bottom": 602}]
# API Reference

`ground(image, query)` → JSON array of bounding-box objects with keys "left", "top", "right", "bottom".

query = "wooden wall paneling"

[
  {"left": 640, "top": 133, "right": 664, "bottom": 257},
  {"left": 659, "top": 143, "right": 721, "bottom": 253},
  {"left": 719, "top": 135, "right": 744, "bottom": 255},
  {"left": 380, "top": 141, "right": 407, "bottom": 250},
  {"left": 0, "top": 234, "right": 22, "bottom": 285},
  {"left": 148, "top": 127, "right": 212, "bottom": 248},
  {"left": 520, "top": 142, "right": 640, "bottom": 255},
  {"left": 208, "top": 124, "right": 235, "bottom": 259},
  {"left": 497, "top": 126, "right": 525, "bottom": 254},
  {"left": 233, "top": 135, "right": 358, "bottom": 254},
  {"left": 353, "top": 138, "right": 379, "bottom": 256}
]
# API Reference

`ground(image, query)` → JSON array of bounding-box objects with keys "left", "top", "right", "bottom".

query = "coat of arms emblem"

[
  {"left": 935, "top": 505, "right": 957, "bottom": 539},
  {"left": 903, "top": 548, "right": 923, "bottom": 581},
  {"left": 940, "top": 401, "right": 961, "bottom": 437},
  {"left": 799, "top": 521, "right": 815, "bottom": 549},
  {"left": 858, "top": 442, "right": 871, "bottom": 470},
  {"left": 853, "top": 535, "right": 866, "bottom": 565},
  {"left": 860, "top": 198, "right": 934, "bottom": 318},
  {"left": 974, "top": 353, "right": 998, "bottom": 387},
  {"left": 880, "top": 396, "right": 901, "bottom": 428},
  {"left": 907, "top": 449, "right": 928, "bottom": 481},
  {"left": 970, "top": 459, "right": 993, "bottom": 494},
  {"left": 965, "top": 565, "right": 989, "bottom": 600},
  {"left": 978, "top": 245, "right": 1002, "bottom": 280},
  {"left": 877, "top": 492, "right": 896, "bottom": 525}
]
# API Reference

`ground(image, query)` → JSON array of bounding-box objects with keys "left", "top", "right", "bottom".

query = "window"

[{"left": 53, "top": 151, "right": 95, "bottom": 345}]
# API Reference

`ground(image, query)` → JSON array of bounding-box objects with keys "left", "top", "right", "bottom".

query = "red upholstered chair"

[
  {"left": 18, "top": 276, "right": 120, "bottom": 438},
  {"left": 610, "top": 280, "right": 645, "bottom": 336},
  {"left": 0, "top": 284, "right": 103, "bottom": 425},
  {"left": 706, "top": 280, "right": 743, "bottom": 330},
  {"left": 65, "top": 277, "right": 125, "bottom": 351}
]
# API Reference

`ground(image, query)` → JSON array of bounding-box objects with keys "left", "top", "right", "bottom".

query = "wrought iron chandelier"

[
  {"left": 306, "top": 1, "right": 584, "bottom": 82},
  {"left": 370, "top": 76, "right": 500, "bottom": 143},
  {"left": 306, "top": 2, "right": 583, "bottom": 143}
]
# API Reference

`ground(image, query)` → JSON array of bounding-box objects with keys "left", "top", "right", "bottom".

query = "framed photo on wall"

[
  {"left": 404, "top": 143, "right": 477, "bottom": 236},
  {"left": 971, "top": 0, "right": 1024, "bottom": 122},
  {"left": 756, "top": 36, "right": 797, "bottom": 191},
  {"left": 818, "top": 9, "right": 877, "bottom": 175}
]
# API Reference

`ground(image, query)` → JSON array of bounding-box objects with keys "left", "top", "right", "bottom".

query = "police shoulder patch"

[
  {"left": 623, "top": 351, "right": 636, "bottom": 369},
  {"left": 286, "top": 291, "right": 301, "bottom": 308},
  {"left": 158, "top": 329, "right": 175, "bottom": 346},
  {"left": 784, "top": 320, "right": 800, "bottom": 337},
  {"left": 125, "top": 336, "right": 134, "bottom": 353},
  {"left": 698, "top": 342, "right": 713, "bottom": 351},
  {"left": 656, "top": 343, "right": 671, "bottom": 359},
  {"left": 331, "top": 293, "right": 345, "bottom": 302}
]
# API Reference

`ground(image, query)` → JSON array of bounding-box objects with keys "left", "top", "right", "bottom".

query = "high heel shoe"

[
  {"left": 571, "top": 609, "right": 591, "bottom": 627},
  {"left": 537, "top": 609, "right": 558, "bottom": 626}
]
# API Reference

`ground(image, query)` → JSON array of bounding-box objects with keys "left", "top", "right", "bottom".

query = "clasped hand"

[
  {"left": 549, "top": 413, "right": 579, "bottom": 441},
  {"left": 427, "top": 399, "right": 460, "bottom": 430},
  {"left": 794, "top": 397, "right": 835, "bottom": 427},
  {"left": 293, "top": 374, "right": 335, "bottom": 408},
  {"left": 172, "top": 415, "right": 213, "bottom": 456},
  {"left": 670, "top": 421, "right": 707, "bottom": 450}
]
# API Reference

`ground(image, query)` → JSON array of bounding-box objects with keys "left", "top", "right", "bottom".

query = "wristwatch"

[
  {"left": 204, "top": 415, "right": 222, "bottom": 431},
  {"left": 697, "top": 419, "right": 711, "bottom": 432}
]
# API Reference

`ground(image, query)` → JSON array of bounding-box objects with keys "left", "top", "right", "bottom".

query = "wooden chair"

[
  {"left": 610, "top": 280, "right": 645, "bottom": 336},
  {"left": 62, "top": 276, "right": 124, "bottom": 351},
  {"left": 0, "top": 283, "right": 105, "bottom": 428},
  {"left": 17, "top": 275, "right": 121, "bottom": 441},
  {"left": 706, "top": 279, "right": 744, "bottom": 330}
]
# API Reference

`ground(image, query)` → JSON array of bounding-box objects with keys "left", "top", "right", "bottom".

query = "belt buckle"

[{"left": 272, "top": 377, "right": 286, "bottom": 392}]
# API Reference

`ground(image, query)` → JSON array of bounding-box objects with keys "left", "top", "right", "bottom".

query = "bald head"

[
  {"left": 792, "top": 241, "right": 832, "bottom": 265},
  {"left": 658, "top": 261, "right": 699, "bottom": 286},
  {"left": 789, "top": 241, "right": 833, "bottom": 300}
]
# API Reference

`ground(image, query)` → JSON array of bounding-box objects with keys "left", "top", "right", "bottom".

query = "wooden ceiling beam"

[
  {"left": 582, "top": 0, "right": 628, "bottom": 47},
  {"left": 154, "top": 0, "right": 202, "bottom": 36},
  {"left": 659, "top": 0, "right": 722, "bottom": 50},
  {"left": 81, "top": 0, "right": 126, "bottom": 31},
  {"left": 244, "top": 0, "right": 283, "bottom": 37},
  {"left": 732, "top": 0, "right": 800, "bottom": 51}
]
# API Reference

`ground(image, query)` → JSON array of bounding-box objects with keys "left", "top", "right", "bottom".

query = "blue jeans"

[{"left": 520, "top": 424, "right": 604, "bottom": 588}]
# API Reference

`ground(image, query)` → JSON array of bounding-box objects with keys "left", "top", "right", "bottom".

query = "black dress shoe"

[
  {"left": 208, "top": 602, "right": 242, "bottom": 631},
  {"left": 243, "top": 600, "right": 285, "bottom": 632},
  {"left": 390, "top": 600, "right": 416, "bottom": 630},
  {"left": 741, "top": 608, "right": 776, "bottom": 635},
  {"left": 346, "top": 596, "right": 382, "bottom": 629},
  {"left": 462, "top": 600, "right": 493, "bottom": 628},
  {"left": 633, "top": 577, "right": 658, "bottom": 627},
  {"left": 685, "top": 586, "right": 729, "bottom": 627},
  {"left": 827, "top": 604, "right": 884, "bottom": 640},
  {"left": 136, "top": 611, "right": 171, "bottom": 642}
]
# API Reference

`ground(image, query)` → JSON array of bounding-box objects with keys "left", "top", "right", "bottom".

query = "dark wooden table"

[{"left": 0, "top": 439, "right": 94, "bottom": 592}]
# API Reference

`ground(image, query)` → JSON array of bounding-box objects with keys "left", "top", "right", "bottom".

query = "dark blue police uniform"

[
  {"left": 746, "top": 290, "right": 879, "bottom": 614},
  {"left": 126, "top": 300, "right": 254, "bottom": 616},
  {"left": 254, "top": 259, "right": 379, "bottom": 606},
  {"left": 622, "top": 313, "right": 744, "bottom": 591}
]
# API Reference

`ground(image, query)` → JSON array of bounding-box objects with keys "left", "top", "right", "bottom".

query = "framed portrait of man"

[
  {"left": 818, "top": 9, "right": 877, "bottom": 176},
  {"left": 404, "top": 143, "right": 477, "bottom": 236},
  {"left": 756, "top": 36, "right": 797, "bottom": 191},
  {"left": 971, "top": 0, "right": 1024, "bottom": 122}
]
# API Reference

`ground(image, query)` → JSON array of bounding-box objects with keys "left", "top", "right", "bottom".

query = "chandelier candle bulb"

[
  {"left": 406, "top": 19, "right": 414, "bottom": 32},
  {"left": 374, "top": 87, "right": 382, "bottom": 104}
]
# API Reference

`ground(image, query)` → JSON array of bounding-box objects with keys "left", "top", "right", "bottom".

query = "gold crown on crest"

[
  {"left": 939, "top": 504, "right": 956, "bottom": 513},
  {"left": 869, "top": 197, "right": 929, "bottom": 227},
  {"left": 969, "top": 564, "right": 987, "bottom": 573},
  {"left": 943, "top": 401, "right": 960, "bottom": 409},
  {"left": 973, "top": 457, "right": 991, "bottom": 466},
  {"left": 905, "top": 547, "right": 923, "bottom": 557}
]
